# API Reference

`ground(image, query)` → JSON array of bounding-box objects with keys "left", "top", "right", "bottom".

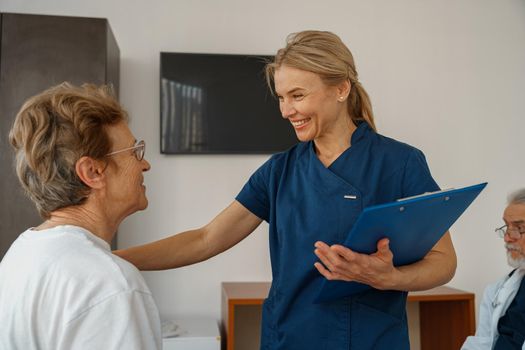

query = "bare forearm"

[
  {"left": 394, "top": 250, "right": 456, "bottom": 291},
  {"left": 391, "top": 232, "right": 457, "bottom": 291},
  {"left": 114, "top": 228, "right": 212, "bottom": 270},
  {"left": 114, "top": 201, "right": 262, "bottom": 271}
]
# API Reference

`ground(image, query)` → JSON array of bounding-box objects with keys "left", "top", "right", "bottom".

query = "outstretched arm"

[
  {"left": 114, "top": 201, "right": 262, "bottom": 271},
  {"left": 314, "top": 232, "right": 457, "bottom": 291}
]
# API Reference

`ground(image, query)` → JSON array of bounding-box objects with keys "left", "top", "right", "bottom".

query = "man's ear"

[{"left": 75, "top": 156, "right": 106, "bottom": 189}]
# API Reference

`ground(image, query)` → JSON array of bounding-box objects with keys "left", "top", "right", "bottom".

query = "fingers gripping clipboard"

[{"left": 314, "top": 182, "right": 487, "bottom": 303}]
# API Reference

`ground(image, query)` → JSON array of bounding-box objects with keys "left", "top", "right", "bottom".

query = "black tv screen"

[{"left": 160, "top": 52, "right": 297, "bottom": 154}]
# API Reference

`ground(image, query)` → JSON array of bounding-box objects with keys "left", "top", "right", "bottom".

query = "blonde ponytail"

[{"left": 348, "top": 81, "right": 376, "bottom": 131}]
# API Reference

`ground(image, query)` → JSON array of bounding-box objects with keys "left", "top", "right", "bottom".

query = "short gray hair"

[
  {"left": 9, "top": 82, "right": 127, "bottom": 219},
  {"left": 508, "top": 188, "right": 525, "bottom": 205}
]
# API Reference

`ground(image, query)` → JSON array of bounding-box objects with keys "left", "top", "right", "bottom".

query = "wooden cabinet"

[
  {"left": 410, "top": 287, "right": 476, "bottom": 350},
  {"left": 0, "top": 13, "right": 119, "bottom": 257},
  {"left": 222, "top": 282, "right": 475, "bottom": 350}
]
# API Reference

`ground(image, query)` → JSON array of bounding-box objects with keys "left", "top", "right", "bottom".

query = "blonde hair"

[
  {"left": 9, "top": 82, "right": 127, "bottom": 218},
  {"left": 266, "top": 30, "right": 376, "bottom": 131}
]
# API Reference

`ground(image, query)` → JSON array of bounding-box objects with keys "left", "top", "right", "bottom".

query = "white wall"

[{"left": 2, "top": 0, "right": 524, "bottom": 323}]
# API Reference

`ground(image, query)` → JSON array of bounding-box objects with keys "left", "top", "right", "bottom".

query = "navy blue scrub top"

[{"left": 236, "top": 122, "right": 439, "bottom": 350}]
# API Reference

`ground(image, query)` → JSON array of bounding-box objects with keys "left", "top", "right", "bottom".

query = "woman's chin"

[
  {"left": 294, "top": 131, "right": 313, "bottom": 142},
  {"left": 140, "top": 197, "right": 149, "bottom": 210},
  {"left": 133, "top": 196, "right": 149, "bottom": 212}
]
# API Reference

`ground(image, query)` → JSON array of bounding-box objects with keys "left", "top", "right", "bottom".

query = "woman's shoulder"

[
  {"left": 263, "top": 141, "right": 308, "bottom": 168},
  {"left": 247, "top": 142, "right": 309, "bottom": 186},
  {"left": 371, "top": 131, "right": 422, "bottom": 156},
  {"left": 366, "top": 130, "right": 432, "bottom": 181}
]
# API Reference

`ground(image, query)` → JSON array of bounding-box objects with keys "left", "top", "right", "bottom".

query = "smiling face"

[
  {"left": 503, "top": 203, "right": 525, "bottom": 268},
  {"left": 273, "top": 65, "right": 351, "bottom": 143},
  {"left": 104, "top": 122, "right": 151, "bottom": 218}
]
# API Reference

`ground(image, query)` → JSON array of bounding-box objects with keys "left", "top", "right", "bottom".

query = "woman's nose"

[
  {"left": 142, "top": 158, "right": 151, "bottom": 172},
  {"left": 280, "top": 101, "right": 296, "bottom": 119}
]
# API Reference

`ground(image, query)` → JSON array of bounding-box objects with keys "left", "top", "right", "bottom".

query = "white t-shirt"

[{"left": 0, "top": 225, "right": 161, "bottom": 350}]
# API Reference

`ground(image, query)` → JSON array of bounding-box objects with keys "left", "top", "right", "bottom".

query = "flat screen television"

[{"left": 160, "top": 52, "right": 298, "bottom": 154}]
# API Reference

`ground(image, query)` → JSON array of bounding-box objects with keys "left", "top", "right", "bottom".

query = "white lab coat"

[{"left": 462, "top": 268, "right": 525, "bottom": 349}]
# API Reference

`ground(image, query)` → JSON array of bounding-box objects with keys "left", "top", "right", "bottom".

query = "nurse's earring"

[{"left": 338, "top": 96, "right": 345, "bottom": 102}]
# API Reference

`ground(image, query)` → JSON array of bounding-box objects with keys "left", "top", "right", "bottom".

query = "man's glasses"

[
  {"left": 105, "top": 140, "right": 145, "bottom": 161},
  {"left": 495, "top": 224, "right": 525, "bottom": 239}
]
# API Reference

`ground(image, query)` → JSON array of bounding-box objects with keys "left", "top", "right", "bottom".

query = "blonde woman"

[{"left": 118, "top": 31, "right": 456, "bottom": 349}]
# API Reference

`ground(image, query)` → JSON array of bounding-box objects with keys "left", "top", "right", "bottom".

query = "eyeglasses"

[
  {"left": 495, "top": 224, "right": 525, "bottom": 239},
  {"left": 105, "top": 140, "right": 145, "bottom": 161}
]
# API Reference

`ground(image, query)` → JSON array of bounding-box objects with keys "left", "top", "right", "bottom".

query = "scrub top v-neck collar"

[
  {"left": 309, "top": 122, "right": 370, "bottom": 171},
  {"left": 306, "top": 122, "right": 369, "bottom": 196}
]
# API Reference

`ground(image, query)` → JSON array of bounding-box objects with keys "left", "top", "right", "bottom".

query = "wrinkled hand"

[{"left": 314, "top": 238, "right": 400, "bottom": 290}]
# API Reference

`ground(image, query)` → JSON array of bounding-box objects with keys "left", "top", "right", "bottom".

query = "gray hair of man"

[{"left": 508, "top": 188, "right": 525, "bottom": 205}]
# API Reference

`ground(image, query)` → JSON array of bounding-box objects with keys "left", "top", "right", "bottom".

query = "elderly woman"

[{"left": 0, "top": 83, "right": 160, "bottom": 349}]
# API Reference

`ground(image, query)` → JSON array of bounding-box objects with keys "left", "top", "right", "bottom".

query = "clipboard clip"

[{"left": 396, "top": 188, "right": 454, "bottom": 202}]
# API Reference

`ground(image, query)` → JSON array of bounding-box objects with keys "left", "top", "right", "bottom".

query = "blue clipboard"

[{"left": 314, "top": 182, "right": 487, "bottom": 303}]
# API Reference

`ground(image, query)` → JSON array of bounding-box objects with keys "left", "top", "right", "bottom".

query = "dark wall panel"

[{"left": 0, "top": 13, "right": 119, "bottom": 258}]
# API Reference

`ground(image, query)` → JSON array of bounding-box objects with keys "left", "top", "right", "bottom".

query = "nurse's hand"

[{"left": 313, "top": 238, "right": 401, "bottom": 290}]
